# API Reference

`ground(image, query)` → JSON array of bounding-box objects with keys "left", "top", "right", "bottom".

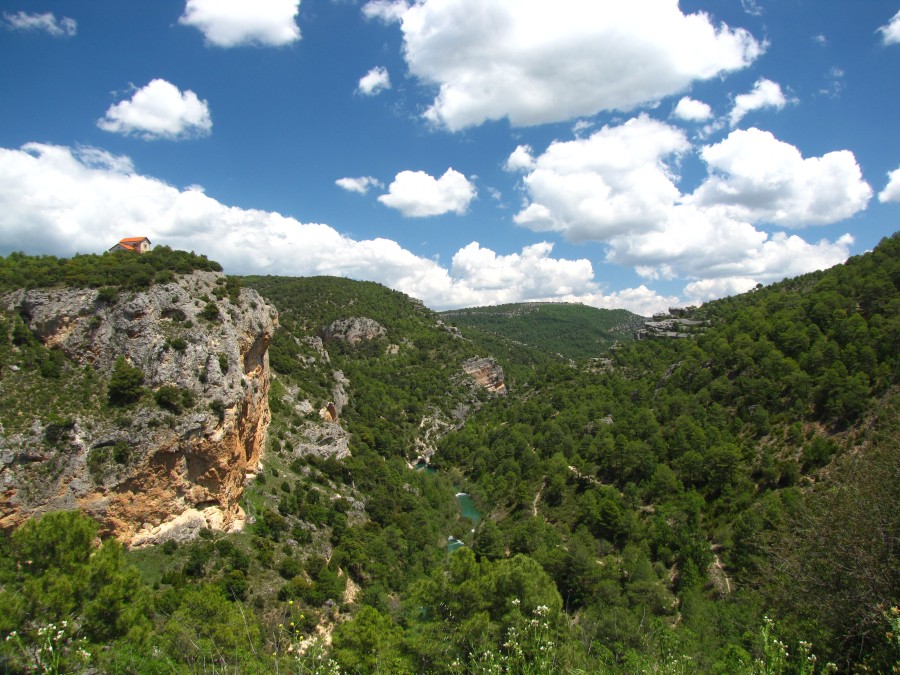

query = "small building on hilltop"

[{"left": 109, "top": 237, "right": 151, "bottom": 254}]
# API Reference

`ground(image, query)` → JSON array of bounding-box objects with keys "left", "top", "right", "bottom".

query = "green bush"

[
  {"left": 278, "top": 556, "right": 304, "bottom": 580},
  {"left": 154, "top": 385, "right": 183, "bottom": 412},
  {"left": 108, "top": 357, "right": 144, "bottom": 406},
  {"left": 201, "top": 302, "right": 219, "bottom": 322},
  {"left": 210, "top": 398, "right": 226, "bottom": 421},
  {"left": 0, "top": 247, "right": 223, "bottom": 293},
  {"left": 96, "top": 286, "right": 118, "bottom": 304},
  {"left": 87, "top": 446, "right": 111, "bottom": 480},
  {"left": 111, "top": 440, "right": 130, "bottom": 464},
  {"left": 167, "top": 336, "right": 188, "bottom": 351},
  {"left": 44, "top": 416, "right": 75, "bottom": 445}
]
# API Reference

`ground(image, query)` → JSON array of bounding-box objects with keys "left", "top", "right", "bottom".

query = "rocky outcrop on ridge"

[
  {"left": 462, "top": 357, "right": 507, "bottom": 396},
  {"left": 321, "top": 317, "right": 386, "bottom": 345},
  {"left": 0, "top": 271, "right": 277, "bottom": 545}
]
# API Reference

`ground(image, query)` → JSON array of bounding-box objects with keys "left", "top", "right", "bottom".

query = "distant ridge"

[{"left": 440, "top": 301, "right": 645, "bottom": 360}]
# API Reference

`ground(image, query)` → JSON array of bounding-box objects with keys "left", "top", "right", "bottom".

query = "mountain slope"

[
  {"left": 440, "top": 302, "right": 644, "bottom": 360},
  {"left": 0, "top": 238, "right": 897, "bottom": 673},
  {"left": 432, "top": 233, "right": 899, "bottom": 670}
]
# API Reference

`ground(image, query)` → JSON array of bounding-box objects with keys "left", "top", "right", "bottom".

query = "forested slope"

[
  {"left": 432, "top": 233, "right": 899, "bottom": 671},
  {"left": 440, "top": 301, "right": 644, "bottom": 360},
  {"left": 0, "top": 236, "right": 897, "bottom": 673}
]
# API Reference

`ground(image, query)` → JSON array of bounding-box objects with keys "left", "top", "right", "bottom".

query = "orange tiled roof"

[{"left": 119, "top": 237, "right": 150, "bottom": 243}]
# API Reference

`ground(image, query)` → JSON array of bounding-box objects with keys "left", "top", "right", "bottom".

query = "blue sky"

[{"left": 1, "top": 0, "right": 898, "bottom": 314}]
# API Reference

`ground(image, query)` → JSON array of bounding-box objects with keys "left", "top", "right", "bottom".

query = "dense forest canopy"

[
  {"left": 0, "top": 246, "right": 225, "bottom": 293},
  {"left": 0, "top": 234, "right": 897, "bottom": 673},
  {"left": 440, "top": 302, "right": 645, "bottom": 360}
]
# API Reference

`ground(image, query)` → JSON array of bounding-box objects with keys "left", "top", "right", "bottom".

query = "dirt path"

[
  {"left": 532, "top": 478, "right": 545, "bottom": 516},
  {"left": 708, "top": 548, "right": 733, "bottom": 595}
]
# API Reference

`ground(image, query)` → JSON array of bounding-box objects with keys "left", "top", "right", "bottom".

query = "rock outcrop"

[
  {"left": 321, "top": 317, "right": 386, "bottom": 345},
  {"left": 462, "top": 357, "right": 507, "bottom": 396},
  {"left": 635, "top": 308, "right": 709, "bottom": 340},
  {"left": 0, "top": 271, "right": 277, "bottom": 545},
  {"left": 291, "top": 421, "right": 351, "bottom": 460}
]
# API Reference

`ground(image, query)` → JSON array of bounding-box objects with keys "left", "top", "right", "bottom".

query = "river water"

[{"left": 414, "top": 462, "right": 481, "bottom": 551}]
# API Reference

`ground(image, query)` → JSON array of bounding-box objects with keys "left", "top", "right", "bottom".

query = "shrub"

[
  {"left": 44, "top": 416, "right": 75, "bottom": 445},
  {"left": 210, "top": 399, "right": 226, "bottom": 421},
  {"left": 221, "top": 569, "right": 248, "bottom": 601},
  {"left": 96, "top": 286, "right": 118, "bottom": 304},
  {"left": 801, "top": 436, "right": 837, "bottom": 470},
  {"left": 111, "top": 440, "right": 130, "bottom": 464},
  {"left": 154, "top": 385, "right": 183, "bottom": 413},
  {"left": 201, "top": 302, "right": 219, "bottom": 321},
  {"left": 87, "top": 446, "right": 110, "bottom": 480},
  {"left": 11, "top": 319, "right": 33, "bottom": 346},
  {"left": 108, "top": 357, "right": 144, "bottom": 405},
  {"left": 279, "top": 556, "right": 304, "bottom": 580},
  {"left": 39, "top": 349, "right": 65, "bottom": 378},
  {"left": 255, "top": 509, "right": 287, "bottom": 541},
  {"left": 183, "top": 546, "right": 211, "bottom": 578},
  {"left": 167, "top": 337, "right": 188, "bottom": 352},
  {"left": 180, "top": 389, "right": 196, "bottom": 409}
]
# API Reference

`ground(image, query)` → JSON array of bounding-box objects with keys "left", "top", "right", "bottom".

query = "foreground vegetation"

[{"left": 0, "top": 235, "right": 898, "bottom": 672}]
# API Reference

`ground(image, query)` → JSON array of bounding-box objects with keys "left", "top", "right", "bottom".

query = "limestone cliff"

[
  {"left": 321, "top": 317, "right": 386, "bottom": 345},
  {"left": 0, "top": 271, "right": 277, "bottom": 545},
  {"left": 462, "top": 357, "right": 507, "bottom": 396}
]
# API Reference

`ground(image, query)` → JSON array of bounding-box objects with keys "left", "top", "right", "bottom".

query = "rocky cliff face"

[
  {"left": 0, "top": 271, "right": 276, "bottom": 545},
  {"left": 321, "top": 317, "right": 386, "bottom": 345},
  {"left": 462, "top": 357, "right": 507, "bottom": 396}
]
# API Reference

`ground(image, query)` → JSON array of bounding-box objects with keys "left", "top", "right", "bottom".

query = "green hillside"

[
  {"left": 241, "top": 274, "right": 498, "bottom": 459},
  {"left": 1, "top": 236, "right": 898, "bottom": 673},
  {"left": 440, "top": 302, "right": 645, "bottom": 360},
  {"left": 0, "top": 246, "right": 225, "bottom": 293},
  {"left": 433, "top": 233, "right": 899, "bottom": 671}
]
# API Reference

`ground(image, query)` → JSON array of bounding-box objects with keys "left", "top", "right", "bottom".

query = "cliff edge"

[{"left": 0, "top": 270, "right": 277, "bottom": 545}]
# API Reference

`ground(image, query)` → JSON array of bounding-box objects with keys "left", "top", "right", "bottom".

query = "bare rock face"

[
  {"left": 321, "top": 317, "right": 386, "bottom": 345},
  {"left": 0, "top": 271, "right": 277, "bottom": 545},
  {"left": 462, "top": 357, "right": 507, "bottom": 396},
  {"left": 291, "top": 421, "right": 351, "bottom": 460},
  {"left": 331, "top": 370, "right": 350, "bottom": 415}
]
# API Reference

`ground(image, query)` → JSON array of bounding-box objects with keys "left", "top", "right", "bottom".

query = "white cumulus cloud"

[
  {"left": 608, "top": 213, "right": 854, "bottom": 288},
  {"left": 98, "top": 79, "right": 212, "bottom": 141},
  {"left": 357, "top": 66, "right": 391, "bottom": 96},
  {"left": 0, "top": 141, "right": 677, "bottom": 314},
  {"left": 180, "top": 0, "right": 301, "bottom": 47},
  {"left": 504, "top": 145, "right": 535, "bottom": 172},
  {"left": 681, "top": 233, "right": 854, "bottom": 304},
  {"left": 512, "top": 116, "right": 861, "bottom": 292},
  {"left": 879, "top": 167, "right": 900, "bottom": 203},
  {"left": 3, "top": 11, "right": 76, "bottom": 36},
  {"left": 362, "top": 0, "right": 410, "bottom": 23},
  {"left": 729, "top": 78, "right": 791, "bottom": 126},
  {"left": 878, "top": 10, "right": 900, "bottom": 45},
  {"left": 451, "top": 241, "right": 590, "bottom": 294},
  {"left": 672, "top": 96, "right": 712, "bottom": 122},
  {"left": 336, "top": 176, "right": 383, "bottom": 194},
  {"left": 690, "top": 128, "right": 873, "bottom": 226},
  {"left": 513, "top": 114, "right": 690, "bottom": 241},
  {"left": 367, "top": 0, "right": 761, "bottom": 130},
  {"left": 378, "top": 168, "right": 476, "bottom": 217}
]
